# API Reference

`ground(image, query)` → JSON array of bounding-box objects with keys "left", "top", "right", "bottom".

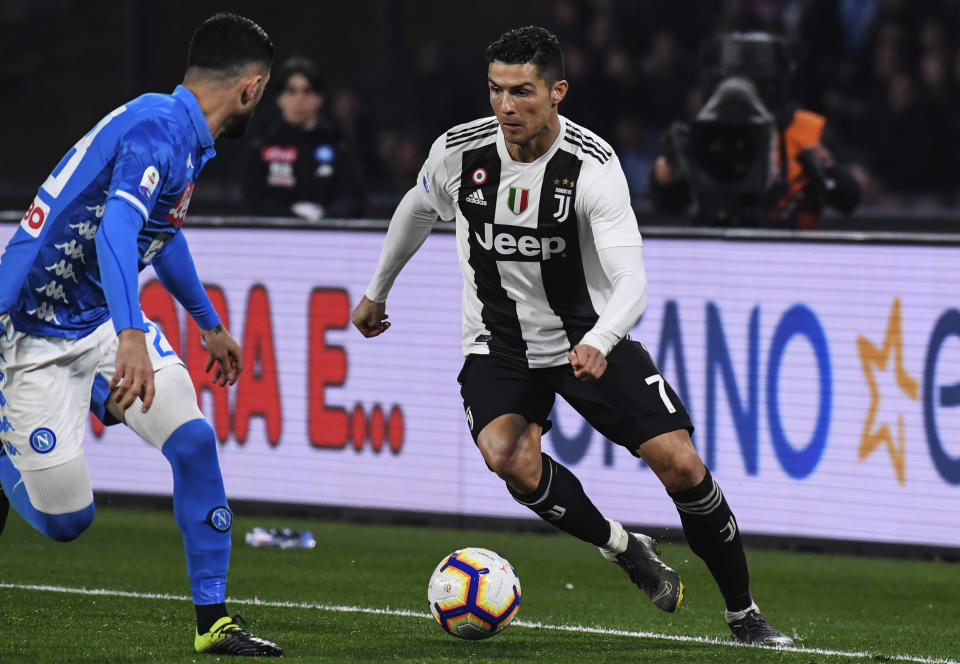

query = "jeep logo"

[{"left": 475, "top": 223, "right": 566, "bottom": 261}]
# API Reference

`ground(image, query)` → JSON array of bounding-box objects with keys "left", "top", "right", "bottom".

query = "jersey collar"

[{"left": 172, "top": 85, "right": 215, "bottom": 150}]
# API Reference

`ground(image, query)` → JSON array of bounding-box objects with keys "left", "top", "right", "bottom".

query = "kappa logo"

[
  {"left": 45, "top": 260, "right": 79, "bottom": 284},
  {"left": 54, "top": 239, "right": 86, "bottom": 263},
  {"left": 465, "top": 406, "right": 474, "bottom": 431},
  {"left": 165, "top": 182, "right": 195, "bottom": 227},
  {"left": 69, "top": 220, "right": 98, "bottom": 240},
  {"left": 29, "top": 427, "right": 56, "bottom": 454},
  {"left": 207, "top": 506, "right": 234, "bottom": 532},
  {"left": 141, "top": 233, "right": 172, "bottom": 264},
  {"left": 34, "top": 280, "right": 69, "bottom": 304},
  {"left": 186, "top": 153, "right": 194, "bottom": 169},
  {"left": 465, "top": 189, "right": 487, "bottom": 206},
  {"left": 26, "top": 302, "right": 60, "bottom": 324}
]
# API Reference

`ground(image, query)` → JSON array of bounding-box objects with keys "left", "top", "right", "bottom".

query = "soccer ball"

[{"left": 427, "top": 547, "right": 521, "bottom": 640}]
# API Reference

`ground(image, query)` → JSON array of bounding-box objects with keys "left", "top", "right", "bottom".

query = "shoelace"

[
  {"left": 735, "top": 611, "right": 774, "bottom": 634},
  {"left": 212, "top": 615, "right": 250, "bottom": 637},
  {"left": 617, "top": 551, "right": 659, "bottom": 595}
]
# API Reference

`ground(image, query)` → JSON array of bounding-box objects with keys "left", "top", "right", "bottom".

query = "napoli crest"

[
  {"left": 29, "top": 427, "right": 57, "bottom": 454},
  {"left": 207, "top": 506, "right": 234, "bottom": 532},
  {"left": 314, "top": 144, "right": 336, "bottom": 163}
]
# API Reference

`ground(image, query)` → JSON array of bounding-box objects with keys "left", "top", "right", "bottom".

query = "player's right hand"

[
  {"left": 352, "top": 295, "right": 391, "bottom": 337},
  {"left": 111, "top": 329, "right": 155, "bottom": 413}
]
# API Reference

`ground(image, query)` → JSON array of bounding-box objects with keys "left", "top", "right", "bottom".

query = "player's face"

[
  {"left": 278, "top": 73, "right": 323, "bottom": 129},
  {"left": 488, "top": 61, "right": 564, "bottom": 145}
]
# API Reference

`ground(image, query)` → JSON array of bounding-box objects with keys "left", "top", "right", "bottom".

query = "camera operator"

[{"left": 649, "top": 33, "right": 861, "bottom": 229}]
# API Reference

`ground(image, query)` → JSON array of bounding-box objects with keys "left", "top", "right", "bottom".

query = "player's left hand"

[
  {"left": 569, "top": 343, "right": 607, "bottom": 381},
  {"left": 201, "top": 324, "right": 243, "bottom": 387}
]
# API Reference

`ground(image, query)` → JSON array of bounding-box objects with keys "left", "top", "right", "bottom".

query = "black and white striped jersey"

[{"left": 418, "top": 115, "right": 643, "bottom": 368}]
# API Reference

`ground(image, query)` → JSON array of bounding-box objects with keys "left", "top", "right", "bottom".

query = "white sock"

[
  {"left": 602, "top": 519, "right": 630, "bottom": 554},
  {"left": 725, "top": 602, "right": 759, "bottom": 623}
]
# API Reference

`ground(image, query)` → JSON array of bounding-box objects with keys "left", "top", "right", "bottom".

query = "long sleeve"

[
  {"left": 151, "top": 231, "right": 221, "bottom": 330},
  {"left": 578, "top": 245, "right": 647, "bottom": 355},
  {"left": 95, "top": 198, "right": 145, "bottom": 333},
  {"left": 365, "top": 185, "right": 439, "bottom": 302}
]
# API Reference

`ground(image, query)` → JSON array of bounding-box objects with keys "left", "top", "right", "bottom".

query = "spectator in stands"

[
  {"left": 648, "top": 32, "right": 861, "bottom": 228},
  {"left": 242, "top": 56, "right": 366, "bottom": 220}
]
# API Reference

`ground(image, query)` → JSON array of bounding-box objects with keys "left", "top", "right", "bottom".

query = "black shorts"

[{"left": 457, "top": 339, "right": 694, "bottom": 455}]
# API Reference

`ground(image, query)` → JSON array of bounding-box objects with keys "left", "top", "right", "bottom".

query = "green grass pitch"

[{"left": 1, "top": 506, "right": 958, "bottom": 663}]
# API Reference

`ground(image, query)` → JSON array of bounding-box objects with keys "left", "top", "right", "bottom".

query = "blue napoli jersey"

[{"left": 0, "top": 85, "right": 215, "bottom": 338}]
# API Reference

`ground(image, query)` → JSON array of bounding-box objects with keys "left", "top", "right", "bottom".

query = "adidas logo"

[{"left": 465, "top": 189, "right": 487, "bottom": 206}]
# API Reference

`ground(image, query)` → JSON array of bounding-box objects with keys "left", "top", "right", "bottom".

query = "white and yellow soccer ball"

[{"left": 427, "top": 547, "right": 521, "bottom": 640}]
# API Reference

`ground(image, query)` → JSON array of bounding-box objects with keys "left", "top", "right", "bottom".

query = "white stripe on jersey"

[
  {"left": 427, "top": 115, "right": 641, "bottom": 368},
  {"left": 113, "top": 190, "right": 149, "bottom": 220}
]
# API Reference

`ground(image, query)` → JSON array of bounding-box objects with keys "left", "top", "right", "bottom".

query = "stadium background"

[{"left": 1, "top": 0, "right": 959, "bottom": 560}]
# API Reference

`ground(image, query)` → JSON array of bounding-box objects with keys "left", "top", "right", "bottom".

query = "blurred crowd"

[{"left": 258, "top": 0, "right": 960, "bottom": 217}]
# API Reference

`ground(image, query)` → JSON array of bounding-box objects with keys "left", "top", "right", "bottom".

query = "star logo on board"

[{"left": 856, "top": 297, "right": 918, "bottom": 485}]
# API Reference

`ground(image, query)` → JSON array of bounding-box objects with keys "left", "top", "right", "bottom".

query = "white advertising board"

[{"left": 2, "top": 223, "right": 958, "bottom": 548}]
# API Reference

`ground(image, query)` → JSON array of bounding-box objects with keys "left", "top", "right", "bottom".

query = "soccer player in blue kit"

[{"left": 0, "top": 13, "right": 282, "bottom": 656}]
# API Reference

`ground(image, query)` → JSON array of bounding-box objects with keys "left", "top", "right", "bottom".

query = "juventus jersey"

[{"left": 418, "top": 115, "right": 643, "bottom": 368}]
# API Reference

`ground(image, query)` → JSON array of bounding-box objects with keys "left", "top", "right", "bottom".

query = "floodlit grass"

[{"left": 1, "top": 506, "right": 958, "bottom": 663}]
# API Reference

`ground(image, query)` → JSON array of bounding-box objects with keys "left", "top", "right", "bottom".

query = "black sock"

[
  {"left": 669, "top": 469, "right": 753, "bottom": 612},
  {"left": 195, "top": 603, "right": 228, "bottom": 634},
  {"left": 508, "top": 453, "right": 611, "bottom": 547}
]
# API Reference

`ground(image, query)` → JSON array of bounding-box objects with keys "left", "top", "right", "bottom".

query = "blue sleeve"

[
  {"left": 0, "top": 199, "right": 54, "bottom": 313},
  {"left": 151, "top": 231, "right": 221, "bottom": 330},
  {"left": 95, "top": 198, "right": 145, "bottom": 333},
  {"left": 106, "top": 120, "right": 169, "bottom": 222}
]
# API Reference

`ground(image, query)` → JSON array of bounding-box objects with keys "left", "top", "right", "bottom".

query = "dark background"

[{"left": 3, "top": 0, "right": 960, "bottom": 226}]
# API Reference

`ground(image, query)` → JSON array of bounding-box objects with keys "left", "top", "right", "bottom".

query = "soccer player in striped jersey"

[
  {"left": 0, "top": 14, "right": 280, "bottom": 656},
  {"left": 354, "top": 26, "right": 792, "bottom": 646}
]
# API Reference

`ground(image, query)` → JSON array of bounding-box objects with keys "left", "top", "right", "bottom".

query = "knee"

[
  {"left": 487, "top": 449, "right": 540, "bottom": 491},
  {"left": 43, "top": 503, "right": 95, "bottom": 542},
  {"left": 655, "top": 449, "right": 706, "bottom": 493},
  {"left": 162, "top": 419, "right": 217, "bottom": 471},
  {"left": 479, "top": 438, "right": 542, "bottom": 493}
]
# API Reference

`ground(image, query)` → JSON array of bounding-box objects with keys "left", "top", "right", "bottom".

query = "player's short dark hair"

[
  {"left": 276, "top": 56, "right": 324, "bottom": 95},
  {"left": 186, "top": 13, "right": 274, "bottom": 79},
  {"left": 485, "top": 26, "right": 564, "bottom": 85}
]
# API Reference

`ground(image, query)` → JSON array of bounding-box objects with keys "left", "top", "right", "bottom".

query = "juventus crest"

[{"left": 552, "top": 178, "right": 575, "bottom": 223}]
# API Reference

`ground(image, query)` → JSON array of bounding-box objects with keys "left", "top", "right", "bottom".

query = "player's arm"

[
  {"left": 95, "top": 198, "right": 155, "bottom": 412},
  {"left": 98, "top": 119, "right": 173, "bottom": 412},
  {"left": 570, "top": 155, "right": 648, "bottom": 381},
  {"left": 152, "top": 232, "right": 242, "bottom": 386},
  {"left": 352, "top": 186, "right": 439, "bottom": 336},
  {"left": 353, "top": 135, "right": 451, "bottom": 337}
]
